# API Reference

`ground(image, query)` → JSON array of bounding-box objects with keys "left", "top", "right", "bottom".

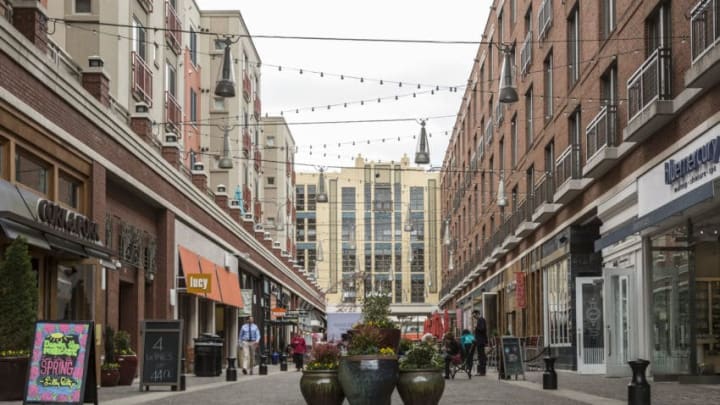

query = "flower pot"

[
  {"left": 0, "top": 356, "right": 28, "bottom": 401},
  {"left": 100, "top": 369, "right": 120, "bottom": 387},
  {"left": 338, "top": 355, "right": 398, "bottom": 405},
  {"left": 299, "top": 369, "right": 344, "bottom": 405},
  {"left": 117, "top": 354, "right": 138, "bottom": 385},
  {"left": 397, "top": 369, "right": 445, "bottom": 405}
]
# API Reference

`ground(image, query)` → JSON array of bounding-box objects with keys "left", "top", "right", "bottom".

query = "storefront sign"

[
  {"left": 639, "top": 124, "right": 720, "bottom": 216},
  {"left": 271, "top": 308, "right": 287, "bottom": 318},
  {"left": 240, "top": 290, "right": 253, "bottom": 316},
  {"left": 186, "top": 274, "right": 211, "bottom": 294},
  {"left": 515, "top": 272, "right": 526, "bottom": 309},
  {"left": 36, "top": 200, "right": 100, "bottom": 243},
  {"left": 24, "top": 321, "right": 97, "bottom": 404}
]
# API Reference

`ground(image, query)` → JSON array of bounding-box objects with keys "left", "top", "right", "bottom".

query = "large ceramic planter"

[
  {"left": 100, "top": 369, "right": 120, "bottom": 387},
  {"left": 397, "top": 368, "right": 445, "bottom": 405},
  {"left": 116, "top": 354, "right": 138, "bottom": 385},
  {"left": 299, "top": 369, "right": 344, "bottom": 405},
  {"left": 338, "top": 355, "right": 398, "bottom": 405},
  {"left": 0, "top": 356, "right": 28, "bottom": 401}
]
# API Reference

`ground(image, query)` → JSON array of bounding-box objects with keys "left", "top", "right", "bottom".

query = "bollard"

[
  {"left": 542, "top": 357, "right": 558, "bottom": 390},
  {"left": 280, "top": 353, "right": 288, "bottom": 371},
  {"left": 628, "top": 359, "right": 651, "bottom": 405},
  {"left": 226, "top": 357, "right": 237, "bottom": 381},
  {"left": 259, "top": 353, "right": 268, "bottom": 375},
  {"left": 179, "top": 357, "right": 187, "bottom": 391}
]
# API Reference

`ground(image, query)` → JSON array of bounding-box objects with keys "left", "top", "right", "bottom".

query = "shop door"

[
  {"left": 604, "top": 268, "right": 634, "bottom": 376},
  {"left": 576, "top": 277, "right": 605, "bottom": 374}
]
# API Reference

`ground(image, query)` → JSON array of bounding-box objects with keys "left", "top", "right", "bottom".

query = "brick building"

[{"left": 440, "top": 0, "right": 720, "bottom": 382}]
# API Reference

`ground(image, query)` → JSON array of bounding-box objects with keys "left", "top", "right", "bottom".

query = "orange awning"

[
  {"left": 178, "top": 246, "right": 205, "bottom": 299},
  {"left": 198, "top": 256, "right": 222, "bottom": 303},
  {"left": 216, "top": 266, "right": 244, "bottom": 309}
]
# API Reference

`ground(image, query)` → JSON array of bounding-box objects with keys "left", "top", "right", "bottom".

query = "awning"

[
  {"left": 216, "top": 265, "right": 244, "bottom": 309},
  {"left": 178, "top": 245, "right": 243, "bottom": 309},
  {"left": 198, "top": 256, "right": 222, "bottom": 303},
  {"left": 0, "top": 217, "right": 50, "bottom": 250},
  {"left": 178, "top": 246, "right": 206, "bottom": 298}
]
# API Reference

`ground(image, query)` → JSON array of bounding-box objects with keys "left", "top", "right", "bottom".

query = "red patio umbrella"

[
  {"left": 432, "top": 312, "right": 443, "bottom": 338},
  {"left": 443, "top": 309, "right": 450, "bottom": 336},
  {"left": 423, "top": 317, "right": 432, "bottom": 336}
]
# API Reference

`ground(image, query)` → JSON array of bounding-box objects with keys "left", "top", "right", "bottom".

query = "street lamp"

[
  {"left": 218, "top": 124, "right": 240, "bottom": 169},
  {"left": 316, "top": 168, "right": 328, "bottom": 203},
  {"left": 497, "top": 170, "right": 507, "bottom": 207},
  {"left": 215, "top": 37, "right": 237, "bottom": 98},
  {"left": 414, "top": 120, "right": 430, "bottom": 164},
  {"left": 498, "top": 44, "right": 519, "bottom": 104}
]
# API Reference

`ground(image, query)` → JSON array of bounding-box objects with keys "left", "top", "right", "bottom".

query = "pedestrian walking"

[
  {"left": 238, "top": 316, "right": 261, "bottom": 375},
  {"left": 472, "top": 310, "right": 488, "bottom": 376},
  {"left": 290, "top": 332, "right": 307, "bottom": 371}
]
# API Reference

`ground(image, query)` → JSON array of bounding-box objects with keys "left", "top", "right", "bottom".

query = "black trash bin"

[{"left": 194, "top": 333, "right": 224, "bottom": 377}]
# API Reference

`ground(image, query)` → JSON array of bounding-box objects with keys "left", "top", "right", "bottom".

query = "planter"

[
  {"left": 397, "top": 369, "right": 445, "bottom": 405},
  {"left": 0, "top": 356, "right": 28, "bottom": 401},
  {"left": 299, "top": 369, "right": 344, "bottom": 405},
  {"left": 100, "top": 369, "right": 120, "bottom": 387},
  {"left": 338, "top": 355, "right": 398, "bottom": 405},
  {"left": 117, "top": 354, "right": 138, "bottom": 385}
]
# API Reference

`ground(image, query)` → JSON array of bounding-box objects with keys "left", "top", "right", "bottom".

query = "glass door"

[
  {"left": 604, "top": 268, "right": 635, "bottom": 376},
  {"left": 576, "top": 277, "right": 605, "bottom": 374}
]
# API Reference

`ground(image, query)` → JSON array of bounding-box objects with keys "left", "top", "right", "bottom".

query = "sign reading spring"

[{"left": 24, "top": 321, "right": 97, "bottom": 404}]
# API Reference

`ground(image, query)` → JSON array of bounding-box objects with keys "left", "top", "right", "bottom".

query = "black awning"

[{"left": 0, "top": 217, "right": 50, "bottom": 250}]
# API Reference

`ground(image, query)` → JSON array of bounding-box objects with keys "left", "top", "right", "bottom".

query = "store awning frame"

[{"left": 178, "top": 245, "right": 244, "bottom": 309}]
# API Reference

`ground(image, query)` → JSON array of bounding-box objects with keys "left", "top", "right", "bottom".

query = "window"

[
  {"left": 374, "top": 185, "right": 391, "bottom": 211},
  {"left": 601, "top": 64, "right": 618, "bottom": 105},
  {"left": 213, "top": 97, "right": 225, "bottom": 111},
  {"left": 15, "top": 150, "right": 49, "bottom": 194},
  {"left": 525, "top": 6, "right": 532, "bottom": 35},
  {"left": 189, "top": 27, "right": 198, "bottom": 66},
  {"left": 296, "top": 186, "right": 304, "bottom": 211},
  {"left": 307, "top": 248, "right": 317, "bottom": 272},
  {"left": 341, "top": 216, "right": 355, "bottom": 242},
  {"left": 409, "top": 187, "right": 424, "bottom": 210},
  {"left": 395, "top": 275, "right": 403, "bottom": 303},
  {"left": 296, "top": 250, "right": 306, "bottom": 271},
  {"left": 265, "top": 136, "right": 275, "bottom": 147},
  {"left": 342, "top": 187, "right": 356, "bottom": 210},
  {"left": 567, "top": 6, "right": 580, "bottom": 88},
  {"left": 58, "top": 173, "right": 81, "bottom": 209},
  {"left": 374, "top": 213, "right": 391, "bottom": 241},
  {"left": 410, "top": 245, "right": 424, "bottom": 272},
  {"left": 525, "top": 86, "right": 533, "bottom": 150},
  {"left": 307, "top": 218, "right": 316, "bottom": 241},
  {"left": 342, "top": 249, "right": 356, "bottom": 272},
  {"left": 307, "top": 185, "right": 317, "bottom": 211},
  {"left": 498, "top": 11, "right": 504, "bottom": 44},
  {"left": 511, "top": 114, "right": 518, "bottom": 168},
  {"left": 511, "top": 185, "right": 518, "bottom": 212},
  {"left": 541, "top": 52, "right": 552, "bottom": 123},
  {"left": 488, "top": 37, "right": 494, "bottom": 80},
  {"left": 375, "top": 246, "right": 392, "bottom": 272},
  {"left": 132, "top": 18, "right": 146, "bottom": 60},
  {"left": 267, "top": 177, "right": 275, "bottom": 186},
  {"left": 166, "top": 63, "right": 177, "bottom": 97},
  {"left": 601, "top": 0, "right": 616, "bottom": 40},
  {"left": 544, "top": 141, "right": 555, "bottom": 174},
  {"left": 74, "top": 0, "right": 91, "bottom": 14},
  {"left": 544, "top": 259, "right": 572, "bottom": 346},
  {"left": 510, "top": 0, "right": 517, "bottom": 25},
  {"left": 411, "top": 276, "right": 425, "bottom": 303},
  {"left": 410, "top": 213, "right": 425, "bottom": 241},
  {"left": 647, "top": 4, "right": 669, "bottom": 55},
  {"left": 499, "top": 138, "right": 505, "bottom": 171},
  {"left": 489, "top": 156, "right": 494, "bottom": 200},
  {"left": 214, "top": 39, "right": 226, "bottom": 50},
  {"left": 526, "top": 165, "right": 535, "bottom": 198},
  {"left": 190, "top": 89, "right": 197, "bottom": 124}
]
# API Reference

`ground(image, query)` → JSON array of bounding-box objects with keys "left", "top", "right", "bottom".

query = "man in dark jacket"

[{"left": 472, "top": 310, "right": 488, "bottom": 376}]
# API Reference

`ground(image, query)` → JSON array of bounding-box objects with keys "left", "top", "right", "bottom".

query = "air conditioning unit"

[
  {"left": 273, "top": 241, "right": 281, "bottom": 249},
  {"left": 254, "top": 224, "right": 264, "bottom": 232},
  {"left": 230, "top": 199, "right": 241, "bottom": 207},
  {"left": 243, "top": 213, "right": 254, "bottom": 221}
]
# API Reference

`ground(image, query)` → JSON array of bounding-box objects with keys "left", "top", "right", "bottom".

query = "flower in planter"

[
  {"left": 101, "top": 362, "right": 120, "bottom": 371},
  {"left": 305, "top": 344, "right": 341, "bottom": 371},
  {"left": 113, "top": 330, "right": 135, "bottom": 356},
  {"left": 399, "top": 342, "right": 443, "bottom": 370},
  {"left": 347, "top": 325, "right": 396, "bottom": 356},
  {"left": 353, "top": 293, "right": 396, "bottom": 329}
]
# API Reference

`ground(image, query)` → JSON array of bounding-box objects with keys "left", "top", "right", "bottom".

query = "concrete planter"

[
  {"left": 397, "top": 368, "right": 445, "bottom": 405},
  {"left": 299, "top": 369, "right": 344, "bottom": 405}
]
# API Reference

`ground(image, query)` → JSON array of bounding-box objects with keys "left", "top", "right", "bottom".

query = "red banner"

[{"left": 516, "top": 272, "right": 526, "bottom": 309}]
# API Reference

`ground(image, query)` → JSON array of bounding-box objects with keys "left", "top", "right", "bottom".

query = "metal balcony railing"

[
  {"left": 495, "top": 102, "right": 504, "bottom": 127},
  {"left": 555, "top": 145, "right": 582, "bottom": 187},
  {"left": 165, "top": 91, "right": 181, "bottom": 134},
  {"left": 521, "top": 30, "right": 533, "bottom": 75},
  {"left": 254, "top": 97, "right": 262, "bottom": 119},
  {"left": 165, "top": 1, "right": 181, "bottom": 54},
  {"left": 691, "top": 0, "right": 720, "bottom": 62},
  {"left": 532, "top": 173, "right": 554, "bottom": 210},
  {"left": 254, "top": 149, "right": 262, "bottom": 171},
  {"left": 627, "top": 48, "right": 672, "bottom": 122},
  {"left": 485, "top": 120, "right": 493, "bottom": 146},
  {"left": 243, "top": 185, "right": 252, "bottom": 213},
  {"left": 586, "top": 105, "right": 618, "bottom": 160},
  {"left": 254, "top": 200, "right": 262, "bottom": 222},
  {"left": 538, "top": 0, "right": 553, "bottom": 40},
  {"left": 242, "top": 129, "right": 251, "bottom": 156},
  {"left": 243, "top": 72, "right": 251, "bottom": 102},
  {"left": 131, "top": 51, "right": 153, "bottom": 106}
]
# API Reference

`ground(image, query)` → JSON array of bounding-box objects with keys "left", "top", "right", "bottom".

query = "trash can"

[
  {"left": 194, "top": 333, "right": 224, "bottom": 377},
  {"left": 271, "top": 351, "right": 280, "bottom": 365}
]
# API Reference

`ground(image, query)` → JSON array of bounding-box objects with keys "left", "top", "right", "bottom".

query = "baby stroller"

[{"left": 449, "top": 341, "right": 474, "bottom": 379}]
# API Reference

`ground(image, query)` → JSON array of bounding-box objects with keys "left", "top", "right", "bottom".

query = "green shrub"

[
  {"left": 0, "top": 238, "right": 37, "bottom": 357},
  {"left": 399, "top": 342, "right": 443, "bottom": 370}
]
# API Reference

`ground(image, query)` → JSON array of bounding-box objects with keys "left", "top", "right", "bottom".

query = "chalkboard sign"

[
  {"left": 24, "top": 321, "right": 97, "bottom": 405},
  {"left": 140, "top": 320, "right": 183, "bottom": 391},
  {"left": 500, "top": 336, "right": 525, "bottom": 379}
]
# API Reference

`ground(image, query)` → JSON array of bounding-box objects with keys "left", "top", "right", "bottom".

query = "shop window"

[
  {"left": 395, "top": 275, "right": 403, "bottom": 303},
  {"left": 544, "top": 259, "right": 572, "bottom": 347},
  {"left": 411, "top": 276, "right": 425, "bottom": 303},
  {"left": 74, "top": 0, "right": 91, "bottom": 14},
  {"left": 410, "top": 244, "right": 424, "bottom": 272},
  {"left": 56, "top": 265, "right": 94, "bottom": 321},
  {"left": 15, "top": 149, "right": 49, "bottom": 195},
  {"left": 58, "top": 172, "right": 82, "bottom": 209}
]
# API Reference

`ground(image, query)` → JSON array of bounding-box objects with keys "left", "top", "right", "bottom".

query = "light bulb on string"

[
  {"left": 399, "top": 82, "right": 402, "bottom": 87},
  {"left": 320, "top": 72, "right": 324, "bottom": 77},
  {"left": 278, "top": 66, "right": 282, "bottom": 71},
  {"left": 300, "top": 69, "right": 303, "bottom": 74},
  {"left": 380, "top": 80, "right": 384, "bottom": 85},
  {"left": 360, "top": 77, "right": 364, "bottom": 83},
  {"left": 341, "top": 75, "right": 344, "bottom": 80},
  {"left": 417, "top": 84, "right": 421, "bottom": 89}
]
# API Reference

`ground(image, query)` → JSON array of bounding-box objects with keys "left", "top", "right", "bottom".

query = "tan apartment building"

[
  {"left": 296, "top": 155, "right": 442, "bottom": 328},
  {"left": 439, "top": 0, "right": 720, "bottom": 383}
]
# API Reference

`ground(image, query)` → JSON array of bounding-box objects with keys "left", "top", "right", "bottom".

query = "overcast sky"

[{"left": 197, "top": 1, "right": 489, "bottom": 171}]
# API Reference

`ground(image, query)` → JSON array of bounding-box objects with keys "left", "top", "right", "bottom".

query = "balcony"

[
  {"left": 687, "top": 0, "right": 720, "bottom": 89},
  {"left": 494, "top": 102, "right": 504, "bottom": 127},
  {"left": 538, "top": 0, "right": 553, "bottom": 40},
  {"left": 554, "top": 145, "right": 591, "bottom": 204},
  {"left": 254, "top": 97, "right": 262, "bottom": 120},
  {"left": 531, "top": 173, "right": 560, "bottom": 223},
  {"left": 242, "top": 128, "right": 251, "bottom": 156},
  {"left": 131, "top": 51, "right": 152, "bottom": 106},
  {"left": 583, "top": 105, "right": 634, "bottom": 178},
  {"left": 514, "top": 199, "right": 539, "bottom": 237},
  {"left": 243, "top": 185, "right": 252, "bottom": 214},
  {"left": 484, "top": 120, "right": 493, "bottom": 146},
  {"left": 500, "top": 216, "right": 521, "bottom": 251},
  {"left": 243, "top": 72, "right": 251, "bottom": 102},
  {"left": 520, "top": 30, "right": 532, "bottom": 75},
  {"left": 165, "top": 91, "right": 181, "bottom": 134},
  {"left": 491, "top": 229, "right": 508, "bottom": 259},
  {"left": 624, "top": 48, "right": 673, "bottom": 143},
  {"left": 254, "top": 149, "right": 261, "bottom": 172},
  {"left": 165, "top": 1, "right": 181, "bottom": 55}
]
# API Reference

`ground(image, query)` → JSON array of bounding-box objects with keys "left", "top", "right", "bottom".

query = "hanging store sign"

[
  {"left": 36, "top": 200, "right": 100, "bottom": 243},
  {"left": 186, "top": 274, "right": 212, "bottom": 294},
  {"left": 515, "top": 272, "right": 526, "bottom": 309}
]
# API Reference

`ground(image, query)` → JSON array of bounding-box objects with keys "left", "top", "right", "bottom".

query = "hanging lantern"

[
  {"left": 316, "top": 168, "right": 328, "bottom": 203},
  {"left": 498, "top": 45, "right": 519, "bottom": 103},
  {"left": 443, "top": 219, "right": 451, "bottom": 246},
  {"left": 316, "top": 240, "right": 324, "bottom": 262},
  {"left": 414, "top": 120, "right": 430, "bottom": 164},
  {"left": 218, "top": 127, "right": 234, "bottom": 169},
  {"left": 214, "top": 38, "right": 236, "bottom": 98},
  {"left": 404, "top": 204, "right": 414, "bottom": 232},
  {"left": 448, "top": 250, "right": 455, "bottom": 271},
  {"left": 497, "top": 171, "right": 507, "bottom": 207}
]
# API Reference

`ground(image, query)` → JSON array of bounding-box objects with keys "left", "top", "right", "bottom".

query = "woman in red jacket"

[{"left": 290, "top": 332, "right": 307, "bottom": 371}]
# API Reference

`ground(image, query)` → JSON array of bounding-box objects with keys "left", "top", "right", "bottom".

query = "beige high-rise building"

[{"left": 295, "top": 155, "right": 441, "bottom": 318}]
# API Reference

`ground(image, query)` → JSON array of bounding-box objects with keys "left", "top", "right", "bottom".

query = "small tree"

[{"left": 0, "top": 237, "right": 38, "bottom": 356}]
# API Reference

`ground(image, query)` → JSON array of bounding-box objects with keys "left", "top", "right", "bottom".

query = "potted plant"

[
  {"left": 299, "top": 344, "right": 344, "bottom": 405},
  {"left": 355, "top": 293, "right": 400, "bottom": 352},
  {"left": 397, "top": 342, "right": 445, "bottom": 405},
  {"left": 100, "top": 326, "right": 120, "bottom": 387},
  {"left": 338, "top": 324, "right": 399, "bottom": 405},
  {"left": 0, "top": 238, "right": 37, "bottom": 401},
  {"left": 114, "top": 330, "right": 137, "bottom": 385}
]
